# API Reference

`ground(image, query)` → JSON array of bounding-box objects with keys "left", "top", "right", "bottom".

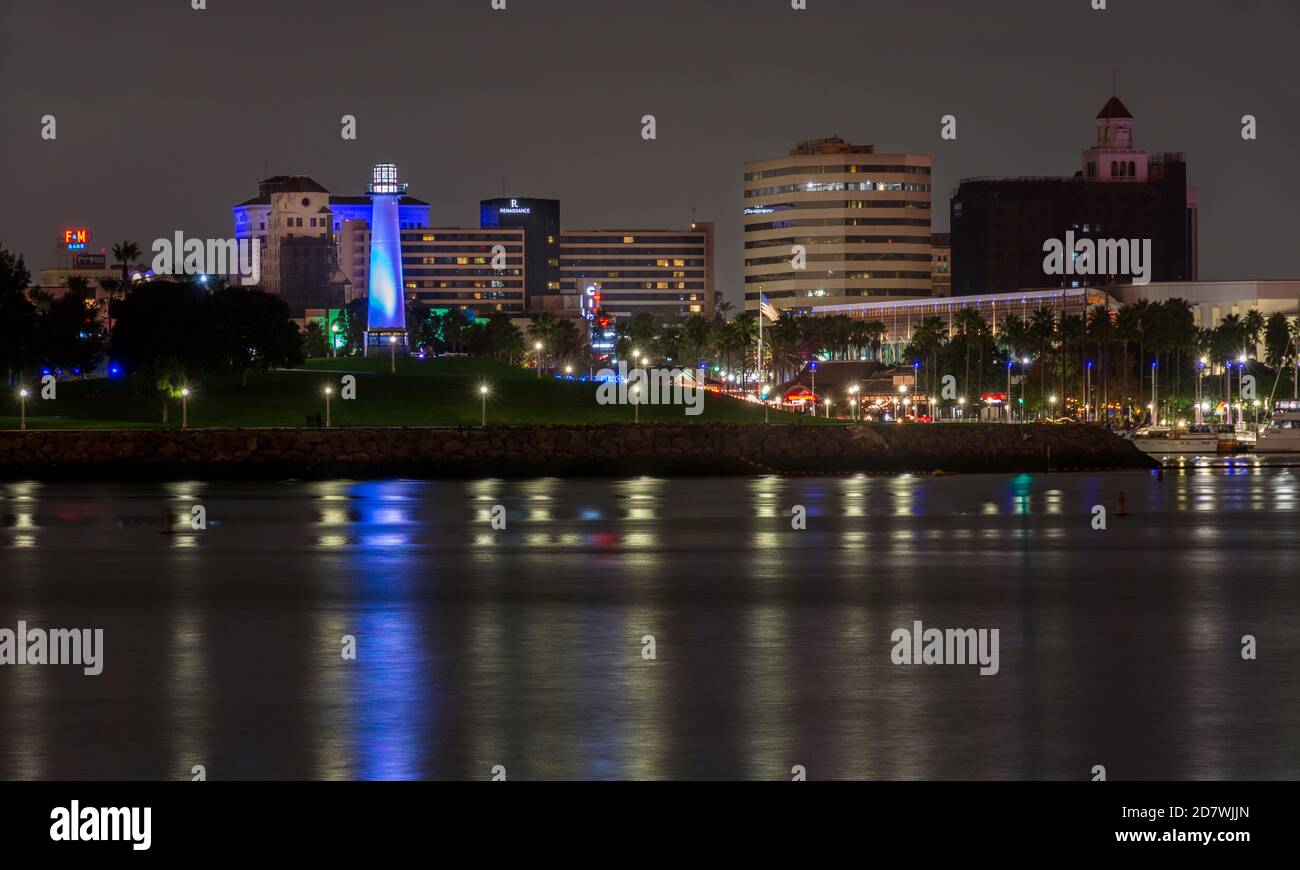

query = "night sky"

[{"left": 2, "top": 0, "right": 1296, "bottom": 305}]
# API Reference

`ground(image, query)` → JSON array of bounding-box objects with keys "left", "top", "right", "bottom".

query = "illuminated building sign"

[
  {"left": 499, "top": 198, "right": 532, "bottom": 215},
  {"left": 62, "top": 228, "right": 91, "bottom": 250},
  {"left": 743, "top": 207, "right": 774, "bottom": 216}
]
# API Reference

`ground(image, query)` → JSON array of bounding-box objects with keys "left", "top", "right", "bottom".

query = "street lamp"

[
  {"left": 389, "top": 334, "right": 397, "bottom": 375},
  {"left": 535, "top": 342, "right": 544, "bottom": 379},
  {"left": 181, "top": 388, "right": 191, "bottom": 430},
  {"left": 849, "top": 385, "right": 860, "bottom": 422},
  {"left": 631, "top": 384, "right": 641, "bottom": 424},
  {"left": 479, "top": 384, "right": 490, "bottom": 427},
  {"left": 823, "top": 397, "right": 832, "bottom": 418},
  {"left": 958, "top": 395, "right": 967, "bottom": 422},
  {"left": 324, "top": 386, "right": 333, "bottom": 428},
  {"left": 18, "top": 388, "right": 28, "bottom": 431},
  {"left": 762, "top": 384, "right": 771, "bottom": 424}
]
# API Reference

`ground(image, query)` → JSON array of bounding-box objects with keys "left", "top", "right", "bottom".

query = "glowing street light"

[
  {"left": 181, "top": 388, "right": 191, "bottom": 430},
  {"left": 762, "top": 384, "right": 771, "bottom": 424},
  {"left": 823, "top": 397, "right": 832, "bottom": 418},
  {"left": 535, "top": 342, "right": 544, "bottom": 379},
  {"left": 389, "top": 334, "right": 397, "bottom": 375},
  {"left": 324, "top": 386, "right": 333, "bottom": 428},
  {"left": 479, "top": 384, "right": 490, "bottom": 427},
  {"left": 631, "top": 384, "right": 641, "bottom": 424},
  {"left": 18, "top": 388, "right": 28, "bottom": 430},
  {"left": 849, "top": 384, "right": 860, "bottom": 422}
]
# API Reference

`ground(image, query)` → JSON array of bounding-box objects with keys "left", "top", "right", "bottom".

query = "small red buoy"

[{"left": 1116, "top": 492, "right": 1128, "bottom": 516}]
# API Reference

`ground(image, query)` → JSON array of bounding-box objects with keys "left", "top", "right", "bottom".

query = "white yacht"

[
  {"left": 1254, "top": 410, "right": 1300, "bottom": 453},
  {"left": 1131, "top": 425, "right": 1222, "bottom": 454}
]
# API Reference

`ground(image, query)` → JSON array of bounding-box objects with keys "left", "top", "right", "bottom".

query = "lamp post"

[
  {"left": 480, "top": 384, "right": 489, "bottom": 427},
  {"left": 389, "top": 335, "right": 397, "bottom": 375},
  {"left": 324, "top": 386, "right": 332, "bottom": 428},
  {"left": 1196, "top": 357, "right": 1207, "bottom": 425},
  {"left": 535, "top": 342, "right": 544, "bottom": 379},
  {"left": 1006, "top": 359, "right": 1013, "bottom": 423},
  {"left": 958, "top": 395, "right": 967, "bottom": 422},
  {"left": 1021, "top": 357, "right": 1029, "bottom": 422},
  {"left": 762, "top": 384, "right": 771, "bottom": 424},
  {"left": 849, "top": 385, "right": 859, "bottom": 422},
  {"left": 181, "top": 388, "right": 190, "bottom": 430},
  {"left": 823, "top": 397, "right": 832, "bottom": 418},
  {"left": 1084, "top": 361, "right": 1093, "bottom": 422},
  {"left": 18, "top": 388, "right": 28, "bottom": 431},
  {"left": 1237, "top": 354, "right": 1247, "bottom": 429},
  {"left": 632, "top": 384, "right": 641, "bottom": 424},
  {"left": 810, "top": 362, "right": 817, "bottom": 414},
  {"left": 897, "top": 384, "right": 907, "bottom": 422}
]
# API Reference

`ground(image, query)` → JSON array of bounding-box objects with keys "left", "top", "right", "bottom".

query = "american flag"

[{"left": 758, "top": 293, "right": 778, "bottom": 322}]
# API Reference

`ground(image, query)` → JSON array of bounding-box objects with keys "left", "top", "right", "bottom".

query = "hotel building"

[
  {"left": 950, "top": 97, "right": 1199, "bottom": 295},
  {"left": 338, "top": 224, "right": 527, "bottom": 313},
  {"left": 560, "top": 223, "right": 715, "bottom": 319},
  {"left": 743, "top": 136, "right": 933, "bottom": 315}
]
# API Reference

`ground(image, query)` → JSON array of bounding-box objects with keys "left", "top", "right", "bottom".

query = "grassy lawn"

[{"left": 0, "top": 357, "right": 843, "bottom": 429}]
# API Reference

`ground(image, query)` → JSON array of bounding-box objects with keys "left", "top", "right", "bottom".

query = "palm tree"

[
  {"left": 713, "top": 298, "right": 735, "bottom": 321},
  {"left": 953, "top": 306, "right": 983, "bottom": 403},
  {"left": 1029, "top": 307, "right": 1057, "bottom": 419},
  {"left": 109, "top": 241, "right": 140, "bottom": 344}
]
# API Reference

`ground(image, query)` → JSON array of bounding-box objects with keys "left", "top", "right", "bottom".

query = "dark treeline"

[{"left": 2, "top": 244, "right": 304, "bottom": 405}]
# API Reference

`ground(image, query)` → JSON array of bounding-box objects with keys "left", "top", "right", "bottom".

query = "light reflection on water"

[{"left": 0, "top": 468, "right": 1298, "bottom": 780}]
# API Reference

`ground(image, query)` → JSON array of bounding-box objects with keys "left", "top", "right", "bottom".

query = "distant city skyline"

[{"left": 2, "top": 0, "right": 1297, "bottom": 307}]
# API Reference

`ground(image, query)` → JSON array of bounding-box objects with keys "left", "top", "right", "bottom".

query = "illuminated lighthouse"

[{"left": 365, "top": 162, "right": 407, "bottom": 347}]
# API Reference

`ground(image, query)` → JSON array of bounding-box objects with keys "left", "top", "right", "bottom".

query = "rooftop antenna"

[{"left": 1112, "top": 69, "right": 1117, "bottom": 97}]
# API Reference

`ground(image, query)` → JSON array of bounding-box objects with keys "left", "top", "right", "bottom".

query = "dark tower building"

[
  {"left": 480, "top": 198, "right": 562, "bottom": 308},
  {"left": 950, "top": 97, "right": 1199, "bottom": 295}
]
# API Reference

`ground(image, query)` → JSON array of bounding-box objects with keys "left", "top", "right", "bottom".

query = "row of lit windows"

[
  {"left": 745, "top": 234, "right": 931, "bottom": 249},
  {"left": 745, "top": 270, "right": 932, "bottom": 284},
  {"left": 745, "top": 288, "right": 924, "bottom": 300},
  {"left": 744, "top": 199, "right": 931, "bottom": 214},
  {"left": 560, "top": 249, "right": 705, "bottom": 259},
  {"left": 746, "top": 181, "right": 931, "bottom": 198},
  {"left": 561, "top": 235, "right": 705, "bottom": 245},
  {"left": 744, "top": 164, "right": 931, "bottom": 181},
  {"left": 745, "top": 252, "right": 932, "bottom": 266},
  {"left": 746, "top": 217, "right": 932, "bottom": 232}
]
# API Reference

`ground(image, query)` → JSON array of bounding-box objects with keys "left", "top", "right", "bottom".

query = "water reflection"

[{"left": 0, "top": 468, "right": 1296, "bottom": 780}]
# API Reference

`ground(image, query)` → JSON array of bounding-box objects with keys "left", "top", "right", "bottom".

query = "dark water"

[{"left": 1, "top": 467, "right": 1297, "bottom": 781}]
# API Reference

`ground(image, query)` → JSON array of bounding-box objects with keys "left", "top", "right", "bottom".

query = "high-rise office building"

[
  {"left": 949, "top": 97, "right": 1199, "bottom": 295},
  {"left": 743, "top": 136, "right": 933, "bottom": 316}
]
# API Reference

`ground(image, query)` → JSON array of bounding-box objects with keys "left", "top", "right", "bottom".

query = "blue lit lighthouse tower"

[{"left": 365, "top": 162, "right": 407, "bottom": 352}]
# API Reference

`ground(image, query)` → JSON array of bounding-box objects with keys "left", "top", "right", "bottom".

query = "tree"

[
  {"left": 37, "top": 278, "right": 104, "bottom": 376},
  {"left": 0, "top": 245, "right": 36, "bottom": 386},
  {"left": 1264, "top": 311, "right": 1292, "bottom": 370},
  {"left": 210, "top": 285, "right": 305, "bottom": 386},
  {"left": 302, "top": 321, "right": 330, "bottom": 359},
  {"left": 109, "top": 241, "right": 141, "bottom": 343}
]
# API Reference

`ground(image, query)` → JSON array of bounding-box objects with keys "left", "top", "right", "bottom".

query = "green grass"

[{"left": 0, "top": 357, "right": 843, "bottom": 429}]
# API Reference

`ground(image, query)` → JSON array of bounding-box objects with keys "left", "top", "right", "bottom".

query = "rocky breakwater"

[{"left": 0, "top": 423, "right": 1154, "bottom": 480}]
